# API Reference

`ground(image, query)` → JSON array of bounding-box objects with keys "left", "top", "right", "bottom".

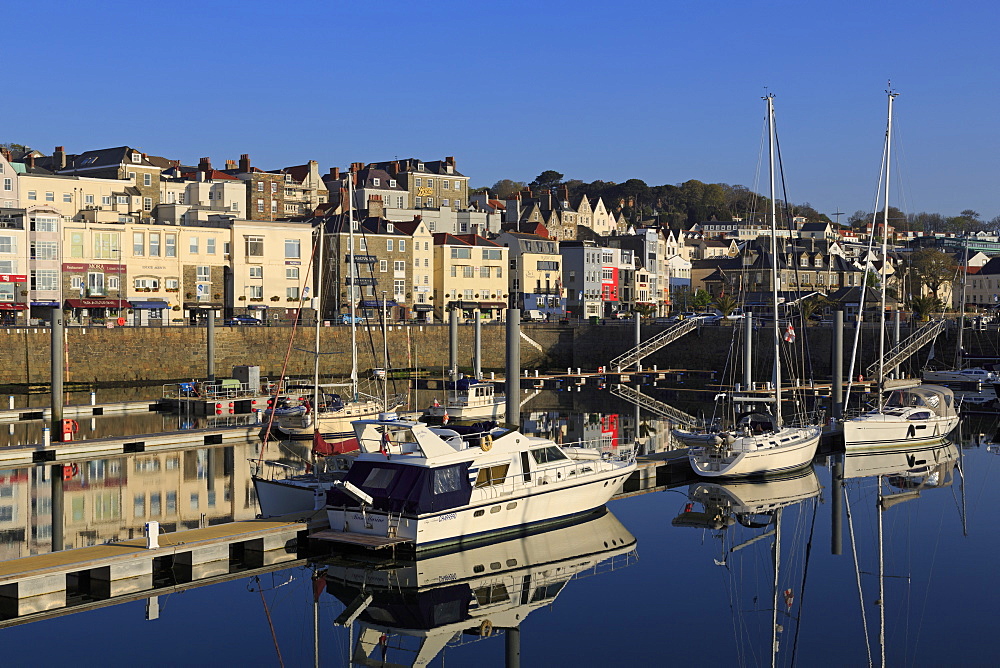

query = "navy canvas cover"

[{"left": 327, "top": 460, "right": 473, "bottom": 514}]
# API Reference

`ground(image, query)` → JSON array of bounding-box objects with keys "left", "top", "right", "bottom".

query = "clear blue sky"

[{"left": 8, "top": 0, "right": 999, "bottom": 222}]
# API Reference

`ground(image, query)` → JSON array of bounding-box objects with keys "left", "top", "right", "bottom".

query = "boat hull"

[
  {"left": 842, "top": 414, "right": 958, "bottom": 449},
  {"left": 275, "top": 400, "right": 383, "bottom": 440},
  {"left": 253, "top": 476, "right": 335, "bottom": 517},
  {"left": 688, "top": 427, "right": 821, "bottom": 478},
  {"left": 325, "top": 462, "right": 634, "bottom": 549}
]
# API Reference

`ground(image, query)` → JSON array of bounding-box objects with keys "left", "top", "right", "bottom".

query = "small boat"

[
  {"left": 683, "top": 412, "right": 821, "bottom": 478},
  {"left": 921, "top": 367, "right": 998, "bottom": 384},
  {"left": 423, "top": 376, "right": 506, "bottom": 422},
  {"left": 843, "top": 382, "right": 959, "bottom": 449},
  {"left": 320, "top": 414, "right": 636, "bottom": 550}
]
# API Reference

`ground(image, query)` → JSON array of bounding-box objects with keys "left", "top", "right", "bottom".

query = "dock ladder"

[
  {"left": 865, "top": 319, "right": 946, "bottom": 379},
  {"left": 609, "top": 319, "right": 699, "bottom": 371}
]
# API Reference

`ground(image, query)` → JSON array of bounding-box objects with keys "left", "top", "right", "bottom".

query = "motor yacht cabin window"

[
  {"left": 475, "top": 464, "right": 510, "bottom": 488},
  {"left": 531, "top": 446, "right": 568, "bottom": 465},
  {"left": 362, "top": 467, "right": 397, "bottom": 490},
  {"left": 433, "top": 465, "right": 464, "bottom": 494}
]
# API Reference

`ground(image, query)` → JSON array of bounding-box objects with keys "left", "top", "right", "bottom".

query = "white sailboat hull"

[
  {"left": 326, "top": 463, "right": 634, "bottom": 549},
  {"left": 253, "top": 476, "right": 335, "bottom": 517},
  {"left": 688, "top": 427, "right": 821, "bottom": 478},
  {"left": 274, "top": 399, "right": 384, "bottom": 440},
  {"left": 842, "top": 413, "right": 958, "bottom": 449}
]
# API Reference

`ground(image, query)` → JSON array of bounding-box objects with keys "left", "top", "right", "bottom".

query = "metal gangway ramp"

[
  {"left": 610, "top": 319, "right": 699, "bottom": 371},
  {"left": 611, "top": 383, "right": 701, "bottom": 427},
  {"left": 865, "top": 319, "right": 946, "bottom": 379}
]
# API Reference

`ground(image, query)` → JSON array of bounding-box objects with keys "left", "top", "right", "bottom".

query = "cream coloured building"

[{"left": 433, "top": 233, "right": 508, "bottom": 322}]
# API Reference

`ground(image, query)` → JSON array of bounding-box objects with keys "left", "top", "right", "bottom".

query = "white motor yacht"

[{"left": 320, "top": 415, "right": 636, "bottom": 550}]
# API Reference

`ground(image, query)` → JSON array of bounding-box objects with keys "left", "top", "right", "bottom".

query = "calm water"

[{"left": 1, "top": 393, "right": 998, "bottom": 667}]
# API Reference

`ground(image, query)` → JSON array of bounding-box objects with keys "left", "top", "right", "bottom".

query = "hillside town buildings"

[{"left": 0, "top": 143, "right": 994, "bottom": 327}]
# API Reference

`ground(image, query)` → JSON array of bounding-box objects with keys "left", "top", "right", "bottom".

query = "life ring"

[
  {"left": 70, "top": 420, "right": 79, "bottom": 433},
  {"left": 117, "top": 317, "right": 126, "bottom": 326},
  {"left": 481, "top": 434, "right": 493, "bottom": 452},
  {"left": 479, "top": 620, "right": 493, "bottom": 637},
  {"left": 858, "top": 374, "right": 864, "bottom": 383}
]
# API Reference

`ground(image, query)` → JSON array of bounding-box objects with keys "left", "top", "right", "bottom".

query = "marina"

[{"left": 0, "top": 389, "right": 995, "bottom": 665}]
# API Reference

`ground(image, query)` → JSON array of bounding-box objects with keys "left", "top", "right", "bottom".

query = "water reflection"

[
  {"left": 0, "top": 442, "right": 261, "bottom": 560},
  {"left": 673, "top": 468, "right": 821, "bottom": 666},
  {"left": 321, "top": 509, "right": 637, "bottom": 667}
]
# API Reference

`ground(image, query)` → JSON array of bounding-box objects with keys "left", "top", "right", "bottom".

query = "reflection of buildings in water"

[
  {"left": 323, "top": 509, "right": 637, "bottom": 667},
  {"left": 521, "top": 409, "right": 673, "bottom": 457},
  {"left": 0, "top": 442, "right": 261, "bottom": 560}
]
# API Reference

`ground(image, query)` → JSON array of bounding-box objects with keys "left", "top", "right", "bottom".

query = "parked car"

[
  {"left": 340, "top": 314, "right": 366, "bottom": 325},
  {"left": 225, "top": 316, "right": 262, "bottom": 326}
]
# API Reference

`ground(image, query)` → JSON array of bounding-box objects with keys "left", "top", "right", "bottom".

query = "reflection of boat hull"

[
  {"left": 323, "top": 509, "right": 636, "bottom": 668},
  {"left": 673, "top": 467, "right": 821, "bottom": 528},
  {"left": 688, "top": 427, "right": 821, "bottom": 478},
  {"left": 842, "top": 441, "right": 959, "bottom": 479}
]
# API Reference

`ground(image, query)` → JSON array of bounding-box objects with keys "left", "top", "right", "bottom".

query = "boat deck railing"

[{"left": 163, "top": 378, "right": 275, "bottom": 400}]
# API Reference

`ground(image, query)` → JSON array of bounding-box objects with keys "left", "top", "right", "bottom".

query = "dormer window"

[
  {"left": 373, "top": 178, "right": 380, "bottom": 187},
  {"left": 132, "top": 152, "right": 141, "bottom": 163},
  {"left": 389, "top": 179, "right": 396, "bottom": 187},
  {"left": 417, "top": 163, "right": 425, "bottom": 171},
  {"left": 800, "top": 255, "right": 809, "bottom": 267},
  {"left": 387, "top": 223, "right": 395, "bottom": 233}
]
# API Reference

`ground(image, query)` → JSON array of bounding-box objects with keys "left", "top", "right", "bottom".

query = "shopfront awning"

[
  {"left": 0, "top": 303, "right": 27, "bottom": 310},
  {"left": 183, "top": 302, "right": 223, "bottom": 310},
  {"left": 31, "top": 301, "right": 61, "bottom": 307},
  {"left": 65, "top": 298, "right": 132, "bottom": 309},
  {"left": 479, "top": 302, "right": 507, "bottom": 309},
  {"left": 359, "top": 300, "right": 398, "bottom": 308},
  {"left": 412, "top": 304, "right": 433, "bottom": 312},
  {"left": 131, "top": 300, "right": 170, "bottom": 309}
]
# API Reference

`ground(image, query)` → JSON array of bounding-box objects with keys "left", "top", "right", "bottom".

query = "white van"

[{"left": 523, "top": 310, "right": 546, "bottom": 322}]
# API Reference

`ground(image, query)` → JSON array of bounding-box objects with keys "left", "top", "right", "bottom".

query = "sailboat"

[
  {"left": 253, "top": 174, "right": 405, "bottom": 517},
  {"left": 678, "top": 94, "right": 821, "bottom": 477},
  {"left": 842, "top": 90, "right": 959, "bottom": 449}
]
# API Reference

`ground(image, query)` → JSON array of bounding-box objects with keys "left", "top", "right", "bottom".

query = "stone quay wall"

[{"left": 0, "top": 321, "right": 987, "bottom": 387}]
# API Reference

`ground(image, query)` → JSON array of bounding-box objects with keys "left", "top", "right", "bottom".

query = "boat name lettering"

[
  {"left": 437, "top": 573, "right": 458, "bottom": 582},
  {"left": 438, "top": 513, "right": 457, "bottom": 522},
  {"left": 350, "top": 513, "right": 385, "bottom": 524}
]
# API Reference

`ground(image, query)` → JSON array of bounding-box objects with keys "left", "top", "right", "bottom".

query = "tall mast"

[
  {"left": 311, "top": 221, "right": 324, "bottom": 454},
  {"left": 348, "top": 169, "right": 358, "bottom": 400},
  {"left": 955, "top": 234, "right": 968, "bottom": 369},
  {"left": 878, "top": 90, "right": 897, "bottom": 387},
  {"left": 765, "top": 93, "right": 782, "bottom": 426}
]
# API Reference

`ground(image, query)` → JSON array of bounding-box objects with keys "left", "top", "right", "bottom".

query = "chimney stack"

[
  {"left": 368, "top": 194, "right": 384, "bottom": 219},
  {"left": 53, "top": 146, "right": 66, "bottom": 170},
  {"left": 226, "top": 159, "right": 237, "bottom": 169},
  {"left": 239, "top": 154, "right": 250, "bottom": 172},
  {"left": 198, "top": 157, "right": 211, "bottom": 173},
  {"left": 26, "top": 155, "right": 35, "bottom": 169},
  {"left": 331, "top": 167, "right": 340, "bottom": 180}
]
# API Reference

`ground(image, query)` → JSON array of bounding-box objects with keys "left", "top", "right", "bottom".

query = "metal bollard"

[
  {"left": 90, "top": 391, "right": 96, "bottom": 405},
  {"left": 145, "top": 521, "right": 160, "bottom": 549}
]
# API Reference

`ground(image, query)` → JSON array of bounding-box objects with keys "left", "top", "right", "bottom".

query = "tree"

[
  {"left": 798, "top": 294, "right": 830, "bottom": 324},
  {"left": 908, "top": 295, "right": 943, "bottom": 322},
  {"left": 713, "top": 294, "right": 739, "bottom": 318},
  {"left": 909, "top": 248, "right": 957, "bottom": 299},
  {"left": 529, "top": 170, "right": 564, "bottom": 191},
  {"left": 692, "top": 289, "right": 713, "bottom": 311},
  {"left": 489, "top": 179, "right": 526, "bottom": 199}
]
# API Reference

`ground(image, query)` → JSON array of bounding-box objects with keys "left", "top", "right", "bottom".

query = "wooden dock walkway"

[
  {"left": 0, "top": 512, "right": 327, "bottom": 620},
  {"left": 0, "top": 424, "right": 262, "bottom": 466}
]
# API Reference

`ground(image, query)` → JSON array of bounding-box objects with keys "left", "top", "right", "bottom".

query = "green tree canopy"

[
  {"left": 530, "top": 170, "right": 564, "bottom": 191},
  {"left": 909, "top": 248, "right": 957, "bottom": 298}
]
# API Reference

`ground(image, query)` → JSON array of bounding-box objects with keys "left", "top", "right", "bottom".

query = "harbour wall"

[{"left": 0, "top": 322, "right": 987, "bottom": 387}]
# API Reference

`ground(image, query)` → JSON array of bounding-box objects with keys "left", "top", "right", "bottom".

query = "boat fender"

[
  {"left": 479, "top": 620, "right": 493, "bottom": 637},
  {"left": 724, "top": 433, "right": 736, "bottom": 446},
  {"left": 710, "top": 435, "right": 723, "bottom": 447},
  {"left": 481, "top": 434, "right": 493, "bottom": 452}
]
